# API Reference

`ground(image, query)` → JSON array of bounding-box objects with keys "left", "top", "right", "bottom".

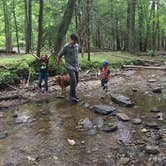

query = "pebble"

[
  {"left": 132, "top": 118, "right": 142, "bottom": 125},
  {"left": 117, "top": 113, "right": 130, "bottom": 121}
]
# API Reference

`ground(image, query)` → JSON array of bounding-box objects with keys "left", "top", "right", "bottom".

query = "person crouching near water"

[{"left": 99, "top": 60, "right": 110, "bottom": 92}]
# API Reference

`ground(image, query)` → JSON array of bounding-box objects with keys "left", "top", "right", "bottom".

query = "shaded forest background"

[{"left": 0, "top": 0, "right": 166, "bottom": 56}]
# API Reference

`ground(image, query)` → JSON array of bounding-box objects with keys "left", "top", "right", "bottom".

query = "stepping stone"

[
  {"left": 0, "top": 131, "right": 8, "bottom": 139},
  {"left": 87, "top": 129, "right": 97, "bottom": 136},
  {"left": 132, "top": 118, "right": 142, "bottom": 125},
  {"left": 110, "top": 94, "right": 134, "bottom": 107},
  {"left": 117, "top": 113, "right": 130, "bottom": 121},
  {"left": 150, "top": 107, "right": 160, "bottom": 113},
  {"left": 145, "top": 122, "right": 159, "bottom": 129},
  {"left": 152, "top": 87, "right": 162, "bottom": 93},
  {"left": 92, "top": 105, "right": 116, "bottom": 115},
  {"left": 145, "top": 145, "right": 159, "bottom": 154},
  {"left": 102, "top": 124, "right": 118, "bottom": 132}
]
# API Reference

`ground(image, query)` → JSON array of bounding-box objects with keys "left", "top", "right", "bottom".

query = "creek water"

[{"left": 0, "top": 70, "right": 165, "bottom": 166}]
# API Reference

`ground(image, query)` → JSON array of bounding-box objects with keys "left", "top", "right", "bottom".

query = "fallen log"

[{"left": 122, "top": 65, "right": 166, "bottom": 70}]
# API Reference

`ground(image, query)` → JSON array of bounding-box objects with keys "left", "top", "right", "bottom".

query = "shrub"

[{"left": 147, "top": 50, "right": 158, "bottom": 57}]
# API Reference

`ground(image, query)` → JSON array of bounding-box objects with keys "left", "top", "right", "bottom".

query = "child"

[
  {"left": 99, "top": 60, "right": 110, "bottom": 92},
  {"left": 32, "top": 53, "right": 51, "bottom": 96}
]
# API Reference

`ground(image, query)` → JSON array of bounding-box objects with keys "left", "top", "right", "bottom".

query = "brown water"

[{"left": 0, "top": 70, "right": 166, "bottom": 166}]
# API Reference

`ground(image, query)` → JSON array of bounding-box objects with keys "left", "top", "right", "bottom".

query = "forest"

[
  {"left": 0, "top": 0, "right": 166, "bottom": 56},
  {"left": 0, "top": 1, "right": 166, "bottom": 165}
]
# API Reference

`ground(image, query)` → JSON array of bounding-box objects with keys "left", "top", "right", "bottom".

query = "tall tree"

[
  {"left": 25, "top": 0, "right": 32, "bottom": 53},
  {"left": 127, "top": 0, "right": 137, "bottom": 53},
  {"left": 12, "top": 0, "right": 20, "bottom": 54},
  {"left": 37, "top": 0, "right": 44, "bottom": 57},
  {"left": 2, "top": 0, "right": 12, "bottom": 53},
  {"left": 53, "top": 0, "right": 77, "bottom": 55}
]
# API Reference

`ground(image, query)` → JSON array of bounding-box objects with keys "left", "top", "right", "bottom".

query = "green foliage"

[
  {"left": 147, "top": 50, "right": 158, "bottom": 57},
  {"left": 0, "top": 71, "right": 18, "bottom": 86},
  {"left": 0, "top": 52, "right": 142, "bottom": 88}
]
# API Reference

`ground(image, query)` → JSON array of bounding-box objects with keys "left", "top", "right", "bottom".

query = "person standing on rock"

[{"left": 56, "top": 33, "right": 81, "bottom": 103}]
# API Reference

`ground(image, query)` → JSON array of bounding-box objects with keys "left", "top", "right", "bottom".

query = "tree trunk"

[
  {"left": 156, "top": 0, "right": 160, "bottom": 50},
  {"left": 151, "top": 0, "right": 156, "bottom": 50},
  {"left": 12, "top": 0, "right": 20, "bottom": 54},
  {"left": 54, "top": 0, "right": 77, "bottom": 55},
  {"left": 37, "top": 0, "right": 44, "bottom": 57},
  {"left": 25, "top": 0, "right": 32, "bottom": 53},
  {"left": 2, "top": 0, "right": 12, "bottom": 54},
  {"left": 127, "top": 0, "right": 137, "bottom": 53}
]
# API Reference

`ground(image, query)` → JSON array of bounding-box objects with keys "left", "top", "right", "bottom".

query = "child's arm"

[{"left": 31, "top": 53, "right": 40, "bottom": 60}]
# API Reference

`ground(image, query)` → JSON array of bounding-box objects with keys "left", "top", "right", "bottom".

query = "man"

[{"left": 56, "top": 33, "right": 80, "bottom": 103}]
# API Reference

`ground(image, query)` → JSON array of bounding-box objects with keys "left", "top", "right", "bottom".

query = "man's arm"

[{"left": 56, "top": 46, "right": 65, "bottom": 65}]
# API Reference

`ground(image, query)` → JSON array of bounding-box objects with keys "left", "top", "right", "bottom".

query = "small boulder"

[
  {"left": 0, "top": 131, "right": 8, "bottom": 139},
  {"left": 102, "top": 124, "right": 118, "bottom": 132},
  {"left": 132, "top": 118, "right": 142, "bottom": 125},
  {"left": 152, "top": 87, "right": 162, "bottom": 93},
  {"left": 145, "top": 122, "right": 159, "bottom": 129},
  {"left": 92, "top": 105, "right": 116, "bottom": 115},
  {"left": 150, "top": 107, "right": 160, "bottom": 113},
  {"left": 110, "top": 94, "right": 134, "bottom": 107},
  {"left": 94, "top": 117, "right": 104, "bottom": 128},
  {"left": 117, "top": 113, "right": 130, "bottom": 121},
  {"left": 83, "top": 118, "right": 93, "bottom": 130},
  {"left": 87, "top": 129, "right": 97, "bottom": 136},
  {"left": 145, "top": 145, "right": 159, "bottom": 154}
]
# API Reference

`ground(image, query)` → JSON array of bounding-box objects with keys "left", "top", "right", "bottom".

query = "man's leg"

[{"left": 67, "top": 69, "right": 77, "bottom": 101}]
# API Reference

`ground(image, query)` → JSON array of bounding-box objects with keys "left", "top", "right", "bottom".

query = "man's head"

[{"left": 70, "top": 33, "right": 79, "bottom": 45}]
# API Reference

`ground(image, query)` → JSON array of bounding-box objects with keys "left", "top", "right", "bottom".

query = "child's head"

[
  {"left": 41, "top": 54, "right": 48, "bottom": 60},
  {"left": 103, "top": 60, "right": 109, "bottom": 67}
]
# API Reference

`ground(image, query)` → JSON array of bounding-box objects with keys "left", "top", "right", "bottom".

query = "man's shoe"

[{"left": 69, "top": 97, "right": 79, "bottom": 103}]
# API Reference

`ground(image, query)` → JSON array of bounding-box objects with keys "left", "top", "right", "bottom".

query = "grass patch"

[{"left": 0, "top": 52, "right": 141, "bottom": 88}]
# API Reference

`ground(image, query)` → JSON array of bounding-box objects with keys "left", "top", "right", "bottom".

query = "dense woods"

[{"left": 0, "top": 0, "right": 165, "bottom": 55}]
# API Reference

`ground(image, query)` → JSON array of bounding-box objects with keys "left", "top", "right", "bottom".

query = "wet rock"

[
  {"left": 145, "top": 122, "right": 159, "bottom": 129},
  {"left": 154, "top": 158, "right": 166, "bottom": 166},
  {"left": 94, "top": 117, "right": 104, "bottom": 128},
  {"left": 0, "top": 131, "right": 8, "bottom": 139},
  {"left": 119, "top": 157, "right": 130, "bottom": 165},
  {"left": 87, "top": 129, "right": 97, "bottom": 136},
  {"left": 132, "top": 88, "right": 138, "bottom": 92},
  {"left": 150, "top": 107, "right": 160, "bottom": 113},
  {"left": 117, "top": 113, "right": 130, "bottom": 121},
  {"left": 15, "top": 119, "right": 24, "bottom": 124},
  {"left": 132, "top": 118, "right": 142, "bottom": 125},
  {"left": 145, "top": 145, "right": 159, "bottom": 154},
  {"left": 154, "top": 113, "right": 164, "bottom": 120},
  {"left": 102, "top": 124, "right": 118, "bottom": 132},
  {"left": 92, "top": 105, "right": 116, "bottom": 115},
  {"left": 148, "top": 79, "right": 157, "bottom": 83},
  {"left": 79, "top": 101, "right": 90, "bottom": 109},
  {"left": 152, "top": 87, "right": 162, "bottom": 93},
  {"left": 12, "top": 113, "right": 18, "bottom": 118},
  {"left": 110, "top": 94, "right": 134, "bottom": 107},
  {"left": 83, "top": 118, "right": 93, "bottom": 130},
  {"left": 0, "top": 113, "right": 5, "bottom": 118}
]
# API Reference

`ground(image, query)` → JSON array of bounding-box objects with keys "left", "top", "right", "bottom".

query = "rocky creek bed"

[{"left": 0, "top": 69, "right": 166, "bottom": 166}]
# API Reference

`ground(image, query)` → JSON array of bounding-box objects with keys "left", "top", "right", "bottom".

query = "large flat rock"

[
  {"left": 110, "top": 94, "right": 134, "bottom": 107},
  {"left": 92, "top": 105, "right": 116, "bottom": 115}
]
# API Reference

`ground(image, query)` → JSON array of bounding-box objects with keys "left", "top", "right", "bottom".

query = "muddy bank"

[{"left": 0, "top": 69, "right": 166, "bottom": 166}]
